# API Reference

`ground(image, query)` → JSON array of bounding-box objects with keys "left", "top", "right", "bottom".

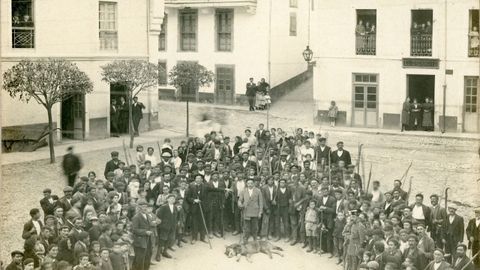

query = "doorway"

[
  {"left": 352, "top": 73, "right": 378, "bottom": 127},
  {"left": 407, "top": 75, "right": 435, "bottom": 104},
  {"left": 215, "top": 66, "right": 234, "bottom": 104},
  {"left": 61, "top": 94, "right": 85, "bottom": 139},
  {"left": 110, "top": 83, "right": 129, "bottom": 135}
]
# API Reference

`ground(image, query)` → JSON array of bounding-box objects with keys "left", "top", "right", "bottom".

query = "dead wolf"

[{"left": 224, "top": 240, "right": 284, "bottom": 262}]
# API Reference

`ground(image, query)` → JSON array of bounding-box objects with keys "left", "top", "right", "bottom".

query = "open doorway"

[
  {"left": 407, "top": 74, "right": 435, "bottom": 131},
  {"left": 110, "top": 83, "right": 129, "bottom": 136},
  {"left": 61, "top": 94, "right": 85, "bottom": 139}
]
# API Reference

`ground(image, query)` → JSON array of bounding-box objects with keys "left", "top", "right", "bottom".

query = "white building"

[
  {"left": 157, "top": 0, "right": 310, "bottom": 104},
  {"left": 1, "top": 0, "right": 164, "bottom": 142},
  {"left": 312, "top": 0, "right": 480, "bottom": 133}
]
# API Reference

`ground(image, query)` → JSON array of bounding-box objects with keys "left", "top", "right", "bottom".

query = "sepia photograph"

[{"left": 1, "top": 0, "right": 480, "bottom": 270}]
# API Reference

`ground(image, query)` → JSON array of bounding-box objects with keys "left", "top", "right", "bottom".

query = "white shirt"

[
  {"left": 236, "top": 180, "right": 245, "bottom": 195},
  {"left": 169, "top": 204, "right": 174, "bottom": 213},
  {"left": 248, "top": 188, "right": 253, "bottom": 197},
  {"left": 384, "top": 202, "right": 391, "bottom": 210},
  {"left": 212, "top": 181, "right": 219, "bottom": 188},
  {"left": 32, "top": 220, "right": 41, "bottom": 235},
  {"left": 179, "top": 189, "right": 186, "bottom": 199},
  {"left": 449, "top": 215, "right": 455, "bottom": 223},
  {"left": 214, "top": 148, "right": 221, "bottom": 160},
  {"left": 280, "top": 187, "right": 286, "bottom": 193},
  {"left": 433, "top": 262, "right": 441, "bottom": 270},
  {"left": 476, "top": 218, "right": 480, "bottom": 227},
  {"left": 322, "top": 196, "right": 328, "bottom": 205},
  {"left": 412, "top": 205, "right": 425, "bottom": 220},
  {"left": 268, "top": 186, "right": 274, "bottom": 199},
  {"left": 337, "top": 150, "right": 343, "bottom": 157}
]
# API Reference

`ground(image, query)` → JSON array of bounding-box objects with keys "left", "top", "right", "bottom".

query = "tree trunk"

[
  {"left": 47, "top": 107, "right": 56, "bottom": 163},
  {"left": 186, "top": 100, "right": 189, "bottom": 138},
  {"left": 128, "top": 93, "right": 134, "bottom": 148}
]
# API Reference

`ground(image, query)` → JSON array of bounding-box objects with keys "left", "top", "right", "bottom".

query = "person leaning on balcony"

[
  {"left": 401, "top": 97, "right": 411, "bottom": 132},
  {"left": 470, "top": 26, "right": 479, "bottom": 50},
  {"left": 425, "top": 21, "right": 432, "bottom": 34}
]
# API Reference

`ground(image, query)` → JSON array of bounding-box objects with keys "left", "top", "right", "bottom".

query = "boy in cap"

[
  {"left": 6, "top": 251, "right": 23, "bottom": 270},
  {"left": 104, "top": 151, "right": 120, "bottom": 179}
]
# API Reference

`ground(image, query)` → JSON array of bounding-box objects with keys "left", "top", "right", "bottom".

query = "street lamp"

[{"left": 303, "top": 45, "right": 313, "bottom": 62}]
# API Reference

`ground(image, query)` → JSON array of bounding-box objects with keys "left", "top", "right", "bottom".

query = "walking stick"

[
  {"left": 328, "top": 151, "right": 332, "bottom": 185},
  {"left": 444, "top": 187, "right": 450, "bottom": 210},
  {"left": 122, "top": 140, "right": 131, "bottom": 166},
  {"left": 197, "top": 199, "right": 212, "bottom": 249},
  {"left": 156, "top": 141, "right": 162, "bottom": 161},
  {"left": 355, "top": 144, "right": 363, "bottom": 175},
  {"left": 406, "top": 176, "right": 413, "bottom": 205},
  {"left": 361, "top": 152, "right": 366, "bottom": 189}
]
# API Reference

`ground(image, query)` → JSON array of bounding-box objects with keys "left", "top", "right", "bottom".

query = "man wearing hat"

[
  {"left": 416, "top": 223, "right": 435, "bottom": 260},
  {"left": 430, "top": 194, "right": 447, "bottom": 248},
  {"left": 331, "top": 141, "right": 352, "bottom": 166},
  {"left": 159, "top": 151, "right": 175, "bottom": 172},
  {"left": 273, "top": 150, "right": 291, "bottom": 173},
  {"left": 443, "top": 206, "right": 465, "bottom": 263},
  {"left": 345, "top": 164, "right": 362, "bottom": 190},
  {"left": 62, "top": 146, "right": 82, "bottom": 187},
  {"left": 403, "top": 234, "right": 429, "bottom": 270},
  {"left": 466, "top": 207, "right": 480, "bottom": 269},
  {"left": 104, "top": 151, "right": 121, "bottom": 179},
  {"left": 238, "top": 178, "right": 263, "bottom": 243},
  {"left": 346, "top": 210, "right": 365, "bottom": 270},
  {"left": 22, "top": 208, "right": 43, "bottom": 240},
  {"left": 315, "top": 137, "right": 331, "bottom": 169},
  {"left": 206, "top": 171, "right": 227, "bottom": 238},
  {"left": 5, "top": 251, "right": 23, "bottom": 270},
  {"left": 155, "top": 194, "right": 178, "bottom": 261},
  {"left": 40, "top": 188, "right": 57, "bottom": 217},
  {"left": 132, "top": 200, "right": 154, "bottom": 270}
]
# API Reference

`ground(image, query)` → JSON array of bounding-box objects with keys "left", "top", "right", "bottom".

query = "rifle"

[
  {"left": 122, "top": 140, "right": 131, "bottom": 166},
  {"left": 366, "top": 163, "right": 372, "bottom": 193},
  {"left": 460, "top": 251, "right": 480, "bottom": 270},
  {"left": 400, "top": 161, "right": 413, "bottom": 187},
  {"left": 197, "top": 196, "right": 212, "bottom": 249},
  {"left": 361, "top": 152, "right": 366, "bottom": 189},
  {"left": 328, "top": 151, "right": 332, "bottom": 185},
  {"left": 156, "top": 141, "right": 162, "bottom": 161},
  {"left": 355, "top": 144, "right": 363, "bottom": 174},
  {"left": 406, "top": 176, "right": 413, "bottom": 205},
  {"left": 444, "top": 187, "right": 450, "bottom": 210}
]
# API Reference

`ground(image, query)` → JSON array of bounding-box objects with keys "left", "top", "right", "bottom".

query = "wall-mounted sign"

[{"left": 402, "top": 58, "right": 439, "bottom": 69}]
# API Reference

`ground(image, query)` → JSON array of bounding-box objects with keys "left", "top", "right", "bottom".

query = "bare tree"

[{"left": 3, "top": 58, "right": 93, "bottom": 163}]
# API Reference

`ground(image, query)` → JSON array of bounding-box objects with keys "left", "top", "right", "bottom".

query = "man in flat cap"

[
  {"left": 132, "top": 200, "right": 154, "bottom": 270},
  {"left": 430, "top": 194, "right": 447, "bottom": 248},
  {"left": 62, "top": 146, "right": 82, "bottom": 187},
  {"left": 443, "top": 206, "right": 465, "bottom": 263},
  {"left": 466, "top": 207, "right": 480, "bottom": 269},
  {"left": 453, "top": 244, "right": 475, "bottom": 270},
  {"left": 331, "top": 141, "right": 352, "bottom": 166},
  {"left": 104, "top": 151, "right": 121, "bottom": 179},
  {"left": 40, "top": 188, "right": 57, "bottom": 217},
  {"left": 315, "top": 137, "right": 331, "bottom": 170},
  {"left": 346, "top": 210, "right": 365, "bottom": 270},
  {"left": 5, "top": 250, "right": 23, "bottom": 270},
  {"left": 403, "top": 234, "right": 428, "bottom": 270},
  {"left": 155, "top": 194, "right": 178, "bottom": 261}
]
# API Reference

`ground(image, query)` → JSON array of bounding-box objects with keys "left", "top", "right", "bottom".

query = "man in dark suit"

[
  {"left": 403, "top": 234, "right": 429, "bottom": 270},
  {"left": 315, "top": 137, "right": 331, "bottom": 169},
  {"left": 382, "top": 191, "right": 394, "bottom": 217},
  {"left": 255, "top": 123, "right": 268, "bottom": 147},
  {"left": 132, "top": 96, "right": 145, "bottom": 136},
  {"left": 466, "top": 208, "right": 480, "bottom": 269},
  {"left": 186, "top": 174, "right": 213, "bottom": 244},
  {"left": 409, "top": 193, "right": 432, "bottom": 229},
  {"left": 443, "top": 206, "right": 465, "bottom": 263},
  {"left": 261, "top": 177, "right": 277, "bottom": 240},
  {"left": 331, "top": 141, "right": 352, "bottom": 166},
  {"left": 315, "top": 186, "right": 336, "bottom": 255},
  {"left": 62, "top": 146, "right": 82, "bottom": 187},
  {"left": 238, "top": 178, "right": 263, "bottom": 243},
  {"left": 155, "top": 194, "right": 177, "bottom": 261},
  {"left": 40, "top": 188, "right": 57, "bottom": 217},
  {"left": 132, "top": 200, "right": 154, "bottom": 270},
  {"left": 275, "top": 179, "right": 291, "bottom": 241},
  {"left": 452, "top": 244, "right": 475, "bottom": 270},
  {"left": 110, "top": 99, "right": 120, "bottom": 137},
  {"left": 22, "top": 208, "right": 44, "bottom": 240},
  {"left": 104, "top": 151, "right": 121, "bottom": 179},
  {"left": 206, "top": 172, "right": 227, "bottom": 237},
  {"left": 430, "top": 194, "right": 447, "bottom": 248},
  {"left": 246, "top": 77, "right": 257, "bottom": 111}
]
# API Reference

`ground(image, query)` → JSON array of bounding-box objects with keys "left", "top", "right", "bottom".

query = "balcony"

[
  {"left": 468, "top": 34, "right": 479, "bottom": 57},
  {"left": 165, "top": 0, "right": 256, "bottom": 12},
  {"left": 411, "top": 33, "right": 432, "bottom": 57},
  {"left": 12, "top": 28, "right": 34, "bottom": 48},
  {"left": 356, "top": 33, "right": 376, "bottom": 55}
]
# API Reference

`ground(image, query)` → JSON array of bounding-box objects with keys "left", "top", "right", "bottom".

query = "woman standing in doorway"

[
  {"left": 401, "top": 97, "right": 411, "bottom": 132},
  {"left": 422, "top": 97, "right": 434, "bottom": 131},
  {"left": 410, "top": 98, "right": 422, "bottom": 130},
  {"left": 328, "top": 101, "right": 339, "bottom": 127}
]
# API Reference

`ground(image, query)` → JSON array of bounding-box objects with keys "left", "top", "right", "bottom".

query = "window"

[
  {"left": 99, "top": 2, "right": 118, "bottom": 50},
  {"left": 158, "top": 61, "right": 167, "bottom": 85},
  {"left": 289, "top": 12, "right": 297, "bottom": 36},
  {"left": 159, "top": 14, "right": 167, "bottom": 51},
  {"left": 215, "top": 66, "right": 235, "bottom": 104},
  {"left": 353, "top": 74, "right": 377, "bottom": 109},
  {"left": 289, "top": 0, "right": 298, "bottom": 8},
  {"left": 411, "top": 10, "right": 433, "bottom": 56},
  {"left": 465, "top": 77, "right": 478, "bottom": 113},
  {"left": 216, "top": 9, "right": 233, "bottom": 52},
  {"left": 11, "top": 0, "right": 34, "bottom": 48},
  {"left": 179, "top": 9, "right": 197, "bottom": 51},
  {"left": 355, "top": 10, "right": 376, "bottom": 55},
  {"left": 469, "top": 10, "right": 479, "bottom": 57}
]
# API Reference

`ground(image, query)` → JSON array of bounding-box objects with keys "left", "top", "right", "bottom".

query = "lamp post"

[{"left": 303, "top": 45, "right": 313, "bottom": 63}]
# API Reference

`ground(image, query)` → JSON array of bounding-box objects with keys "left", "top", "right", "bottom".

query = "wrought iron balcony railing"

[
  {"left": 12, "top": 27, "right": 34, "bottom": 48},
  {"left": 468, "top": 34, "right": 479, "bottom": 57},
  {"left": 356, "top": 33, "right": 376, "bottom": 55},
  {"left": 411, "top": 33, "right": 432, "bottom": 57}
]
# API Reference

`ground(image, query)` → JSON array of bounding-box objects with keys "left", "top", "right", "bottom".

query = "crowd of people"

[
  {"left": 110, "top": 96, "right": 145, "bottom": 137},
  {"left": 245, "top": 78, "right": 271, "bottom": 111},
  {"left": 3, "top": 124, "right": 480, "bottom": 270}
]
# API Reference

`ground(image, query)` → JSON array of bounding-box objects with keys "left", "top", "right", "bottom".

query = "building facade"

[
  {"left": 1, "top": 0, "right": 164, "bottom": 142},
  {"left": 312, "top": 0, "right": 480, "bottom": 133},
  {"left": 157, "top": 0, "right": 310, "bottom": 104}
]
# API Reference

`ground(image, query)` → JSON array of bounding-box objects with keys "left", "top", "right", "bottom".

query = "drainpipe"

[
  {"left": 267, "top": 0, "right": 272, "bottom": 130},
  {"left": 441, "top": 0, "right": 447, "bottom": 133},
  {"left": 146, "top": 0, "right": 152, "bottom": 131}
]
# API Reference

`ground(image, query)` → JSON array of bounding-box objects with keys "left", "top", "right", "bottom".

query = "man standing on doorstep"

[
  {"left": 246, "top": 77, "right": 257, "bottom": 111},
  {"left": 62, "top": 146, "right": 82, "bottom": 187},
  {"left": 132, "top": 96, "right": 146, "bottom": 136}
]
